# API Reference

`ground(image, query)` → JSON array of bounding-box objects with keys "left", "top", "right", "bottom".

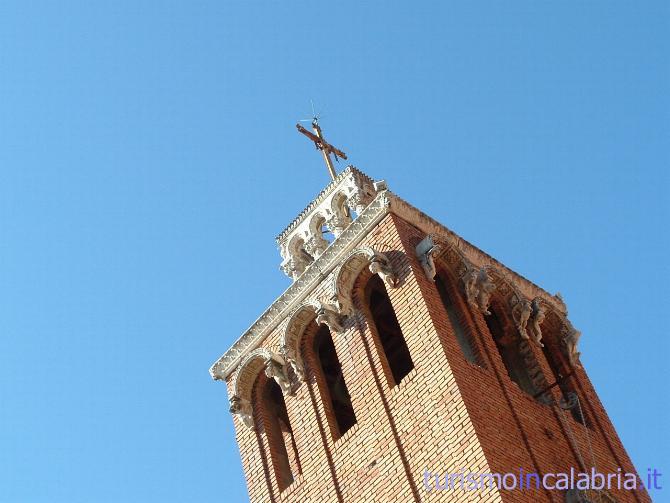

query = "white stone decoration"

[
  {"left": 332, "top": 247, "right": 397, "bottom": 316},
  {"left": 228, "top": 396, "right": 253, "bottom": 429},
  {"left": 462, "top": 266, "right": 496, "bottom": 315},
  {"left": 415, "top": 235, "right": 442, "bottom": 280},
  {"left": 228, "top": 348, "right": 293, "bottom": 429},
  {"left": 277, "top": 167, "right": 378, "bottom": 280},
  {"left": 561, "top": 318, "right": 582, "bottom": 366}
]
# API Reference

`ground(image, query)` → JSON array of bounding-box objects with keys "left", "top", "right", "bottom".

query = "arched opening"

[
  {"left": 539, "top": 319, "right": 590, "bottom": 426},
  {"left": 256, "top": 377, "right": 301, "bottom": 491},
  {"left": 435, "top": 270, "right": 481, "bottom": 365},
  {"left": 484, "top": 306, "right": 537, "bottom": 396},
  {"left": 365, "top": 274, "right": 414, "bottom": 385},
  {"left": 313, "top": 324, "right": 356, "bottom": 437}
]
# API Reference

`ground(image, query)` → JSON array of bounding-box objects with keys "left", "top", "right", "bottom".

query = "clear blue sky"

[{"left": 1, "top": 1, "right": 668, "bottom": 502}]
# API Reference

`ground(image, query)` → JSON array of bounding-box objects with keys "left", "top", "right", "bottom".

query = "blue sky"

[{"left": 0, "top": 1, "right": 668, "bottom": 502}]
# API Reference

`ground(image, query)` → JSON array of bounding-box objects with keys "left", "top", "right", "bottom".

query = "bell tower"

[{"left": 210, "top": 166, "right": 649, "bottom": 502}]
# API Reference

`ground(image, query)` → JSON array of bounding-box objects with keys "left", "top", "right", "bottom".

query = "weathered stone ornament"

[
  {"left": 463, "top": 267, "right": 496, "bottom": 315},
  {"left": 229, "top": 395, "right": 254, "bottom": 429},
  {"left": 280, "top": 345, "right": 305, "bottom": 384},
  {"left": 368, "top": 253, "right": 398, "bottom": 289},
  {"left": 512, "top": 297, "right": 532, "bottom": 340},
  {"left": 415, "top": 235, "right": 442, "bottom": 280},
  {"left": 276, "top": 167, "right": 378, "bottom": 281},
  {"left": 561, "top": 319, "right": 582, "bottom": 366},
  {"left": 264, "top": 355, "right": 298, "bottom": 396},
  {"left": 315, "top": 303, "right": 345, "bottom": 333},
  {"left": 527, "top": 298, "right": 546, "bottom": 347}
]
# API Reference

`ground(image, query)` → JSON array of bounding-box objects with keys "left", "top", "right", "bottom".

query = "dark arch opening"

[
  {"left": 259, "top": 378, "right": 301, "bottom": 491},
  {"left": 435, "top": 271, "right": 481, "bottom": 365},
  {"left": 484, "top": 306, "right": 537, "bottom": 396},
  {"left": 365, "top": 274, "right": 414, "bottom": 385},
  {"left": 314, "top": 324, "right": 357, "bottom": 437}
]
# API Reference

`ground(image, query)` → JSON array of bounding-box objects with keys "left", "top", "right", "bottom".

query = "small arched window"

[
  {"left": 365, "top": 274, "right": 414, "bottom": 385},
  {"left": 257, "top": 377, "right": 301, "bottom": 491},
  {"left": 484, "top": 306, "right": 538, "bottom": 397},
  {"left": 435, "top": 271, "right": 481, "bottom": 365},
  {"left": 313, "top": 324, "right": 356, "bottom": 437}
]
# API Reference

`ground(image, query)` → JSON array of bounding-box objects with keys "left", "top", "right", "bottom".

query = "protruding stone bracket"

[
  {"left": 263, "top": 353, "right": 298, "bottom": 396},
  {"left": 462, "top": 266, "right": 496, "bottom": 315},
  {"left": 415, "top": 235, "right": 442, "bottom": 280},
  {"left": 332, "top": 247, "right": 397, "bottom": 316},
  {"left": 561, "top": 318, "right": 582, "bottom": 366},
  {"left": 511, "top": 295, "right": 532, "bottom": 341},
  {"left": 510, "top": 295, "right": 547, "bottom": 348},
  {"left": 315, "top": 302, "right": 345, "bottom": 333},
  {"left": 229, "top": 395, "right": 253, "bottom": 429}
]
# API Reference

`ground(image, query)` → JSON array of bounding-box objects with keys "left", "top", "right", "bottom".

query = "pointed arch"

[
  {"left": 231, "top": 348, "right": 279, "bottom": 403},
  {"left": 280, "top": 300, "right": 344, "bottom": 380},
  {"left": 280, "top": 301, "right": 320, "bottom": 378},
  {"left": 483, "top": 271, "right": 550, "bottom": 399},
  {"left": 332, "top": 247, "right": 397, "bottom": 315}
]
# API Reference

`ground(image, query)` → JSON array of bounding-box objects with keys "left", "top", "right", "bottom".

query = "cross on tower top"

[{"left": 296, "top": 118, "right": 348, "bottom": 181}]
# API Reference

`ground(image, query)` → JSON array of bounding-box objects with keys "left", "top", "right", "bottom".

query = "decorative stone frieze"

[{"left": 277, "top": 167, "right": 378, "bottom": 281}]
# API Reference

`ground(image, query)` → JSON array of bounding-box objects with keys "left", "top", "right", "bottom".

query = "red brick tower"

[{"left": 210, "top": 167, "right": 649, "bottom": 502}]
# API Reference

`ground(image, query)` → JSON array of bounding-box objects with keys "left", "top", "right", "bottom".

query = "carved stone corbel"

[
  {"left": 264, "top": 355, "right": 298, "bottom": 396},
  {"left": 462, "top": 267, "right": 496, "bottom": 315},
  {"left": 527, "top": 298, "right": 546, "bottom": 347},
  {"left": 369, "top": 253, "right": 397, "bottom": 289},
  {"left": 415, "top": 236, "right": 442, "bottom": 280},
  {"left": 511, "top": 296, "right": 532, "bottom": 340},
  {"left": 315, "top": 302, "right": 345, "bottom": 333},
  {"left": 229, "top": 395, "right": 254, "bottom": 429},
  {"left": 561, "top": 319, "right": 581, "bottom": 366},
  {"left": 280, "top": 345, "right": 305, "bottom": 385}
]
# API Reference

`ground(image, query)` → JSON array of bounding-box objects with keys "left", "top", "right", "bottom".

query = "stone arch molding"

[
  {"left": 279, "top": 300, "right": 344, "bottom": 384},
  {"left": 332, "top": 247, "right": 398, "bottom": 316},
  {"left": 229, "top": 347, "right": 299, "bottom": 429}
]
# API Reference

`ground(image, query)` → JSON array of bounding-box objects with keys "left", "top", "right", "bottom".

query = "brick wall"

[{"left": 225, "top": 213, "right": 649, "bottom": 503}]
